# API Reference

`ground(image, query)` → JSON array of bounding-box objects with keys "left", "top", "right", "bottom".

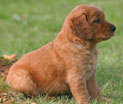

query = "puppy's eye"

[{"left": 93, "top": 18, "right": 100, "bottom": 24}]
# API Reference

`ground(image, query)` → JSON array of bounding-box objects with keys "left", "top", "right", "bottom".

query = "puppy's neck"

[
  {"left": 56, "top": 31, "right": 96, "bottom": 51},
  {"left": 69, "top": 33, "right": 96, "bottom": 50}
]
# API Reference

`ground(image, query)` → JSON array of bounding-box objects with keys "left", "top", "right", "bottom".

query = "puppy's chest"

[{"left": 81, "top": 52, "right": 97, "bottom": 80}]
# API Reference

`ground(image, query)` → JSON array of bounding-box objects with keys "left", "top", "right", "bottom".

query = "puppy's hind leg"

[{"left": 7, "top": 68, "right": 38, "bottom": 96}]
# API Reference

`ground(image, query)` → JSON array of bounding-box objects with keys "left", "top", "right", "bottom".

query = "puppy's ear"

[{"left": 70, "top": 13, "right": 93, "bottom": 39}]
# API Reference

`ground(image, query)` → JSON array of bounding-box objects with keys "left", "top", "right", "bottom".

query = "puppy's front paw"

[{"left": 97, "top": 96, "right": 112, "bottom": 103}]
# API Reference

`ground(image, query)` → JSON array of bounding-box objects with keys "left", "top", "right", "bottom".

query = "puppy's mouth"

[
  {"left": 97, "top": 35, "right": 113, "bottom": 42},
  {"left": 97, "top": 37, "right": 110, "bottom": 42},
  {"left": 101, "top": 31, "right": 115, "bottom": 41},
  {"left": 101, "top": 37, "right": 110, "bottom": 40}
]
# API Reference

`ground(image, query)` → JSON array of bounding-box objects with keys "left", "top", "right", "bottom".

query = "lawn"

[{"left": 0, "top": 0, "right": 123, "bottom": 104}]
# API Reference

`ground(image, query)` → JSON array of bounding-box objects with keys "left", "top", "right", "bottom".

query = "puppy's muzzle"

[{"left": 110, "top": 25, "right": 116, "bottom": 32}]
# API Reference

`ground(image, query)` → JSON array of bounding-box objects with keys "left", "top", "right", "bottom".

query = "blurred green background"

[{"left": 0, "top": 0, "right": 122, "bottom": 104}]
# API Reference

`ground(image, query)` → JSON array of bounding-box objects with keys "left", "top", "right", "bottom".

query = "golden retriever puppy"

[{"left": 7, "top": 5, "right": 116, "bottom": 104}]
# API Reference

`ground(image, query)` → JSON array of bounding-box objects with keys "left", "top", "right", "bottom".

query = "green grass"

[{"left": 0, "top": 0, "right": 123, "bottom": 104}]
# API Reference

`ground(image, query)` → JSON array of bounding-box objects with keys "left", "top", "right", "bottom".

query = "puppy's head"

[{"left": 63, "top": 5, "right": 116, "bottom": 42}]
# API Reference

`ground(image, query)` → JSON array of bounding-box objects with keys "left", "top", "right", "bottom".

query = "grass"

[{"left": 0, "top": 0, "right": 123, "bottom": 103}]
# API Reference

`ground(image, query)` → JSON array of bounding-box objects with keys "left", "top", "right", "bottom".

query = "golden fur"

[{"left": 7, "top": 5, "right": 116, "bottom": 104}]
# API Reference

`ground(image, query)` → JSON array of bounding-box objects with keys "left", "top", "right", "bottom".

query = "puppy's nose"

[{"left": 110, "top": 25, "right": 116, "bottom": 32}]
